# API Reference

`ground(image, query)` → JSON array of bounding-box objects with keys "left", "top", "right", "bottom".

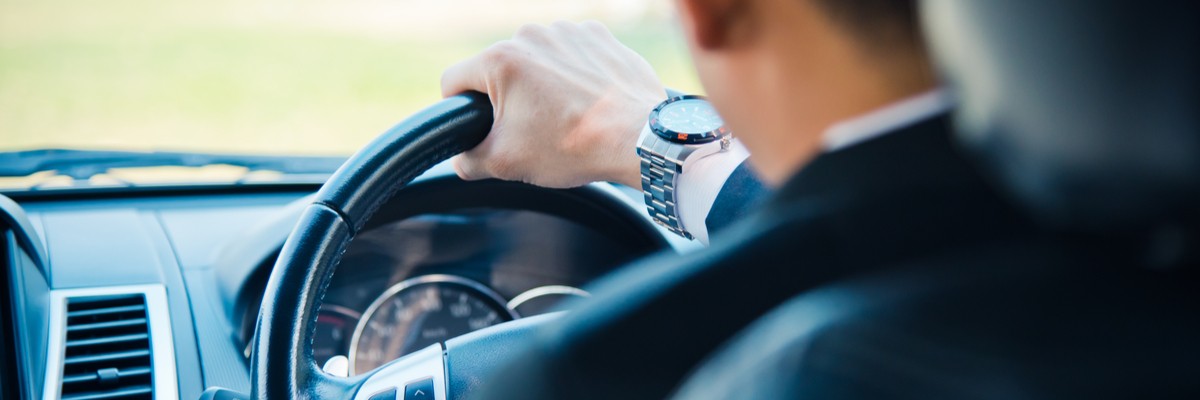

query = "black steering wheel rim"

[{"left": 250, "top": 92, "right": 494, "bottom": 399}]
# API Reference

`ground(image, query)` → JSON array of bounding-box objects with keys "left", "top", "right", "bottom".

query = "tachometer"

[
  {"left": 348, "top": 275, "right": 516, "bottom": 375},
  {"left": 312, "top": 305, "right": 361, "bottom": 368},
  {"left": 507, "top": 285, "right": 590, "bottom": 317}
]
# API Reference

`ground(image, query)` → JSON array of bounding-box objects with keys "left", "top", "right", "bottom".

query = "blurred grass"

[{"left": 0, "top": 0, "right": 700, "bottom": 156}]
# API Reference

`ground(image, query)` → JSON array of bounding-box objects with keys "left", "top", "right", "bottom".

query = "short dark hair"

[{"left": 810, "top": 0, "right": 924, "bottom": 54}]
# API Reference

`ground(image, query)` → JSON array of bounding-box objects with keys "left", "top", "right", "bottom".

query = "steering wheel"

[
  {"left": 251, "top": 92, "right": 526, "bottom": 399},
  {"left": 251, "top": 90, "right": 722, "bottom": 400}
]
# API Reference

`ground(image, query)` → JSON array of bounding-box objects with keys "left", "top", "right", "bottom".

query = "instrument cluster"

[{"left": 307, "top": 209, "right": 644, "bottom": 374}]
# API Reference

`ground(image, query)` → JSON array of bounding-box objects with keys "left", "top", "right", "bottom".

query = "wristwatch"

[{"left": 636, "top": 95, "right": 732, "bottom": 239}]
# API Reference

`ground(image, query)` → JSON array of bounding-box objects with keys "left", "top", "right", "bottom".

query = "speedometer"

[{"left": 347, "top": 275, "right": 516, "bottom": 375}]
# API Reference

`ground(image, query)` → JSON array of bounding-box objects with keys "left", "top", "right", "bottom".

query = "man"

[
  {"left": 441, "top": 0, "right": 1032, "bottom": 398},
  {"left": 441, "top": 1, "right": 938, "bottom": 245}
]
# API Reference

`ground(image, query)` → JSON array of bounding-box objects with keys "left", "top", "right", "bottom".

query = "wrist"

[
  {"left": 609, "top": 95, "right": 662, "bottom": 188},
  {"left": 608, "top": 124, "right": 648, "bottom": 188}
]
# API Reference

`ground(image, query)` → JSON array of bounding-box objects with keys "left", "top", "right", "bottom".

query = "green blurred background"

[{"left": 0, "top": 0, "right": 700, "bottom": 155}]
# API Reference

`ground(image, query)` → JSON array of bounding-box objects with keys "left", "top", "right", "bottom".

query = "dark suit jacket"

[
  {"left": 480, "top": 112, "right": 1037, "bottom": 400},
  {"left": 704, "top": 161, "right": 770, "bottom": 237}
]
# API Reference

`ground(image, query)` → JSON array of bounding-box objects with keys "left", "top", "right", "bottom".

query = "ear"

[{"left": 676, "top": 0, "right": 746, "bottom": 50}]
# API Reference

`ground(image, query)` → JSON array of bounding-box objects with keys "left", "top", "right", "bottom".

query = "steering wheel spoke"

[{"left": 352, "top": 344, "right": 447, "bottom": 400}]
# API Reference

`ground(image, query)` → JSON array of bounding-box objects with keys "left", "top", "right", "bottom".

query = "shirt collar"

[{"left": 822, "top": 89, "right": 953, "bottom": 152}]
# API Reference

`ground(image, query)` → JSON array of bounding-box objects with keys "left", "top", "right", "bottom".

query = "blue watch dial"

[
  {"left": 649, "top": 95, "right": 730, "bottom": 144},
  {"left": 658, "top": 99, "right": 724, "bottom": 133}
]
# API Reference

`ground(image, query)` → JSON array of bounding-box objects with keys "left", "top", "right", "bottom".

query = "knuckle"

[
  {"left": 514, "top": 23, "right": 549, "bottom": 41},
  {"left": 483, "top": 41, "right": 522, "bottom": 76},
  {"left": 484, "top": 40, "right": 517, "bottom": 61},
  {"left": 550, "top": 20, "right": 577, "bottom": 32}
]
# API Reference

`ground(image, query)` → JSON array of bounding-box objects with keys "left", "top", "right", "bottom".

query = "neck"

[{"left": 740, "top": 30, "right": 937, "bottom": 186}]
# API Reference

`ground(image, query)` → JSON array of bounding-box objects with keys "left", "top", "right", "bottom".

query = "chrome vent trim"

[{"left": 43, "top": 285, "right": 178, "bottom": 400}]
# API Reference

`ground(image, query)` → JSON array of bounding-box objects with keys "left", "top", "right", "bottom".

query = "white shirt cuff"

[{"left": 676, "top": 140, "right": 750, "bottom": 245}]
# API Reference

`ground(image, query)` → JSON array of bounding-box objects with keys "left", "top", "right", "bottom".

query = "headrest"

[{"left": 920, "top": 1, "right": 1200, "bottom": 230}]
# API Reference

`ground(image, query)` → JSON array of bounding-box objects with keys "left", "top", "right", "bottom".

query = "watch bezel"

[{"left": 648, "top": 95, "right": 731, "bottom": 145}]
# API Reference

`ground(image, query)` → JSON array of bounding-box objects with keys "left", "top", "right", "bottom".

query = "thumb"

[{"left": 451, "top": 153, "right": 489, "bottom": 181}]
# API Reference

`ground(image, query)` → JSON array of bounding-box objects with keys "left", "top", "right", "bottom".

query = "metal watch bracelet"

[{"left": 637, "top": 141, "right": 693, "bottom": 240}]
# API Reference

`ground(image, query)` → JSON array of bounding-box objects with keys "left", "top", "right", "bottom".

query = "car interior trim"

[
  {"left": 1, "top": 182, "right": 326, "bottom": 203},
  {"left": 506, "top": 285, "right": 591, "bottom": 311},
  {"left": 1, "top": 194, "right": 48, "bottom": 274}
]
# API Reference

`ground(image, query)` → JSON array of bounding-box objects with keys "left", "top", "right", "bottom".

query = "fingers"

[
  {"left": 440, "top": 20, "right": 656, "bottom": 189},
  {"left": 580, "top": 19, "right": 617, "bottom": 43},
  {"left": 442, "top": 21, "right": 612, "bottom": 98},
  {"left": 451, "top": 148, "right": 518, "bottom": 182},
  {"left": 451, "top": 153, "right": 487, "bottom": 181},
  {"left": 513, "top": 23, "right": 553, "bottom": 46},
  {"left": 451, "top": 130, "right": 509, "bottom": 182},
  {"left": 440, "top": 51, "right": 491, "bottom": 98},
  {"left": 440, "top": 39, "right": 524, "bottom": 98}
]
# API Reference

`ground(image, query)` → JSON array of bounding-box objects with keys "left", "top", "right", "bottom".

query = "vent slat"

[
  {"left": 66, "top": 319, "right": 147, "bottom": 333},
  {"left": 66, "top": 333, "right": 149, "bottom": 349},
  {"left": 67, "top": 304, "right": 146, "bottom": 319},
  {"left": 64, "top": 349, "right": 151, "bottom": 366},
  {"left": 61, "top": 385, "right": 152, "bottom": 400},
  {"left": 62, "top": 366, "right": 152, "bottom": 385}
]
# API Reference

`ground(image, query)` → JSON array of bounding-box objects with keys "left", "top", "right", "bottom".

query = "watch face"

[
  {"left": 649, "top": 95, "right": 730, "bottom": 144},
  {"left": 658, "top": 99, "right": 724, "bottom": 134}
]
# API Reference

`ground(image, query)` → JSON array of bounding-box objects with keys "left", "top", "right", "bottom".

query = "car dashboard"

[{"left": 1, "top": 166, "right": 684, "bottom": 399}]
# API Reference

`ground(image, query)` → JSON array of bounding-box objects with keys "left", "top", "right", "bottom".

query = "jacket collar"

[
  {"left": 766, "top": 111, "right": 977, "bottom": 212},
  {"left": 822, "top": 90, "right": 952, "bottom": 152}
]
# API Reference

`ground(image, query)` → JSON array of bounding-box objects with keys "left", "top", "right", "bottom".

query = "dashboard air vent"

[{"left": 59, "top": 294, "right": 154, "bottom": 400}]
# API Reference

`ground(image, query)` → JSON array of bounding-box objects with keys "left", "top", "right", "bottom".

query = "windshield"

[{"left": 0, "top": 0, "right": 698, "bottom": 189}]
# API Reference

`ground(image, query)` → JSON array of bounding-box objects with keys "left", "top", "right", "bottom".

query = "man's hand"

[{"left": 441, "top": 21, "right": 665, "bottom": 188}]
